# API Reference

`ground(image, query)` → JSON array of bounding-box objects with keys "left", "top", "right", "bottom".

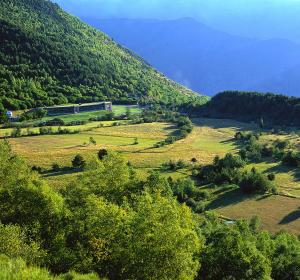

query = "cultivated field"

[{"left": 3, "top": 116, "right": 300, "bottom": 234}]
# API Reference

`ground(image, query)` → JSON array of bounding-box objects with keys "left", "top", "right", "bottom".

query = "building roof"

[{"left": 44, "top": 102, "right": 112, "bottom": 110}]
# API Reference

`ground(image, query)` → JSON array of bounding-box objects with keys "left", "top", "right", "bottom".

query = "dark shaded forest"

[{"left": 201, "top": 91, "right": 300, "bottom": 126}]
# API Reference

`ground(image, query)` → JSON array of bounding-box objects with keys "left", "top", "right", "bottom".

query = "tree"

[
  {"left": 120, "top": 192, "right": 202, "bottom": 280},
  {"left": 0, "top": 140, "right": 64, "bottom": 254},
  {"left": 133, "top": 137, "right": 139, "bottom": 145},
  {"left": 198, "top": 225, "right": 271, "bottom": 280},
  {"left": 191, "top": 157, "right": 198, "bottom": 163},
  {"left": 72, "top": 154, "right": 86, "bottom": 169},
  {"left": 52, "top": 163, "right": 60, "bottom": 172},
  {"left": 89, "top": 137, "right": 97, "bottom": 145},
  {"left": 11, "top": 127, "right": 22, "bottom": 138},
  {"left": 68, "top": 192, "right": 202, "bottom": 280},
  {"left": 240, "top": 171, "right": 274, "bottom": 194},
  {"left": 70, "top": 152, "right": 136, "bottom": 204},
  {"left": 0, "top": 223, "right": 44, "bottom": 265},
  {"left": 271, "top": 233, "right": 300, "bottom": 280},
  {"left": 125, "top": 107, "right": 132, "bottom": 119},
  {"left": 98, "top": 149, "right": 108, "bottom": 160}
]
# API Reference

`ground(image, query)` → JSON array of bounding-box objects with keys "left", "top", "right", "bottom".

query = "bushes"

[
  {"left": 151, "top": 114, "right": 193, "bottom": 148},
  {"left": 197, "top": 154, "right": 245, "bottom": 185},
  {"left": 177, "top": 116, "right": 193, "bottom": 137},
  {"left": 8, "top": 126, "right": 80, "bottom": 138},
  {"left": 198, "top": 224, "right": 271, "bottom": 280},
  {"left": 0, "top": 256, "right": 102, "bottom": 280},
  {"left": 0, "top": 224, "right": 44, "bottom": 265},
  {"left": 170, "top": 178, "right": 209, "bottom": 213},
  {"left": 282, "top": 151, "right": 300, "bottom": 168},
  {"left": 72, "top": 155, "right": 86, "bottom": 169},
  {"left": 240, "top": 172, "right": 275, "bottom": 194},
  {"left": 161, "top": 160, "right": 188, "bottom": 171},
  {"left": 197, "top": 153, "right": 276, "bottom": 194},
  {"left": 0, "top": 141, "right": 300, "bottom": 279},
  {"left": 19, "top": 109, "right": 47, "bottom": 122},
  {"left": 235, "top": 131, "right": 298, "bottom": 169}
]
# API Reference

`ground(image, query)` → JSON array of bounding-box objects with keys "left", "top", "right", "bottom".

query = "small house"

[{"left": 6, "top": 111, "right": 13, "bottom": 118}]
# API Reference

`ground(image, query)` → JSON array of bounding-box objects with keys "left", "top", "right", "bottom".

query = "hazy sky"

[{"left": 54, "top": 0, "right": 300, "bottom": 41}]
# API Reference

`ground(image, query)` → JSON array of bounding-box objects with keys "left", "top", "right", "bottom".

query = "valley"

[
  {"left": 1, "top": 0, "right": 300, "bottom": 278},
  {"left": 3, "top": 111, "right": 300, "bottom": 235}
]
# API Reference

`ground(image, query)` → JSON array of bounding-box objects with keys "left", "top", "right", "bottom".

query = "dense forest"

[
  {"left": 0, "top": 0, "right": 207, "bottom": 113},
  {"left": 0, "top": 140, "right": 300, "bottom": 279},
  {"left": 201, "top": 91, "right": 300, "bottom": 126}
]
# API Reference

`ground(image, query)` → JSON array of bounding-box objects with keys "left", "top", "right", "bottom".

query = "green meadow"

[{"left": 3, "top": 116, "right": 300, "bottom": 235}]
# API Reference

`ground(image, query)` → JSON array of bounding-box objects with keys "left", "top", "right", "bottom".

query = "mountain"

[
  {"left": 0, "top": 0, "right": 206, "bottom": 111},
  {"left": 84, "top": 18, "right": 300, "bottom": 96}
]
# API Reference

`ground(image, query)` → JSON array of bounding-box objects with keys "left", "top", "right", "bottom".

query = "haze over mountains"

[
  {"left": 54, "top": 0, "right": 300, "bottom": 43},
  {"left": 83, "top": 17, "right": 300, "bottom": 96}
]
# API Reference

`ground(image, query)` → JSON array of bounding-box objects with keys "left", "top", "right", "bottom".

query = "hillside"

[
  {"left": 202, "top": 91, "right": 300, "bottom": 126},
  {"left": 85, "top": 17, "right": 300, "bottom": 96},
  {"left": 0, "top": 0, "right": 206, "bottom": 112}
]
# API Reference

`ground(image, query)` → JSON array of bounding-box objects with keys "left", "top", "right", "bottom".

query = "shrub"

[
  {"left": 52, "top": 163, "right": 60, "bottom": 172},
  {"left": 89, "top": 137, "right": 97, "bottom": 145},
  {"left": 133, "top": 138, "right": 139, "bottom": 145},
  {"left": 282, "top": 151, "right": 300, "bottom": 167},
  {"left": 267, "top": 173, "right": 276, "bottom": 181},
  {"left": 32, "top": 166, "right": 43, "bottom": 173},
  {"left": 43, "top": 118, "right": 65, "bottom": 126},
  {"left": 72, "top": 155, "right": 86, "bottom": 169},
  {"left": 98, "top": 149, "right": 108, "bottom": 160},
  {"left": 240, "top": 172, "right": 274, "bottom": 194},
  {"left": 274, "top": 139, "right": 290, "bottom": 150},
  {"left": 11, "top": 127, "right": 22, "bottom": 138}
]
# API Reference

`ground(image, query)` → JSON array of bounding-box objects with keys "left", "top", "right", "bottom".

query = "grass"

[
  {"left": 4, "top": 117, "right": 300, "bottom": 234},
  {"left": 208, "top": 188, "right": 300, "bottom": 235},
  {"left": 8, "top": 105, "right": 141, "bottom": 127}
]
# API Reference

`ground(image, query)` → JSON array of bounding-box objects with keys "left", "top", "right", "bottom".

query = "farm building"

[
  {"left": 43, "top": 102, "right": 112, "bottom": 116},
  {"left": 5, "top": 111, "right": 13, "bottom": 118}
]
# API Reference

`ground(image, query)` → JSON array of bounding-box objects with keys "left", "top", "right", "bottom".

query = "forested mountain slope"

[
  {"left": 203, "top": 91, "right": 300, "bottom": 126},
  {"left": 0, "top": 0, "right": 205, "bottom": 111}
]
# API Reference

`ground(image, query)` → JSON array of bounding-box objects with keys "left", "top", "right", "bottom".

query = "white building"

[{"left": 6, "top": 111, "right": 13, "bottom": 118}]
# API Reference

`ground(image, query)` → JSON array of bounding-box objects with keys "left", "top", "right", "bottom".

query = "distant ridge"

[{"left": 85, "top": 17, "right": 300, "bottom": 97}]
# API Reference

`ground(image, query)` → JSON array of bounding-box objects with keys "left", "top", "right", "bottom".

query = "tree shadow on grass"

[
  {"left": 263, "top": 164, "right": 300, "bottom": 181},
  {"left": 42, "top": 167, "right": 81, "bottom": 178},
  {"left": 279, "top": 207, "right": 300, "bottom": 224},
  {"left": 192, "top": 118, "right": 257, "bottom": 131},
  {"left": 206, "top": 188, "right": 256, "bottom": 210}
]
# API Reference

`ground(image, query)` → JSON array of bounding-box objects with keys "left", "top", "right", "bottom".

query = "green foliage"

[
  {"left": 198, "top": 153, "right": 245, "bottom": 185},
  {"left": 0, "top": 140, "right": 299, "bottom": 279},
  {"left": 161, "top": 159, "right": 188, "bottom": 171},
  {"left": 197, "top": 153, "right": 276, "bottom": 194},
  {"left": 0, "top": 0, "right": 206, "bottom": 113},
  {"left": 0, "top": 255, "right": 102, "bottom": 280},
  {"left": 97, "top": 149, "right": 108, "bottom": 160},
  {"left": 89, "top": 137, "right": 97, "bottom": 145},
  {"left": 282, "top": 151, "right": 300, "bottom": 167},
  {"left": 198, "top": 221, "right": 272, "bottom": 280},
  {"left": 20, "top": 108, "right": 47, "bottom": 121},
  {"left": 204, "top": 91, "right": 300, "bottom": 126},
  {"left": 0, "top": 224, "right": 44, "bottom": 264},
  {"left": 240, "top": 171, "right": 275, "bottom": 194},
  {"left": 67, "top": 152, "right": 136, "bottom": 204},
  {"left": 72, "top": 154, "right": 86, "bottom": 169},
  {"left": 271, "top": 233, "right": 300, "bottom": 280},
  {"left": 62, "top": 158, "right": 201, "bottom": 279}
]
